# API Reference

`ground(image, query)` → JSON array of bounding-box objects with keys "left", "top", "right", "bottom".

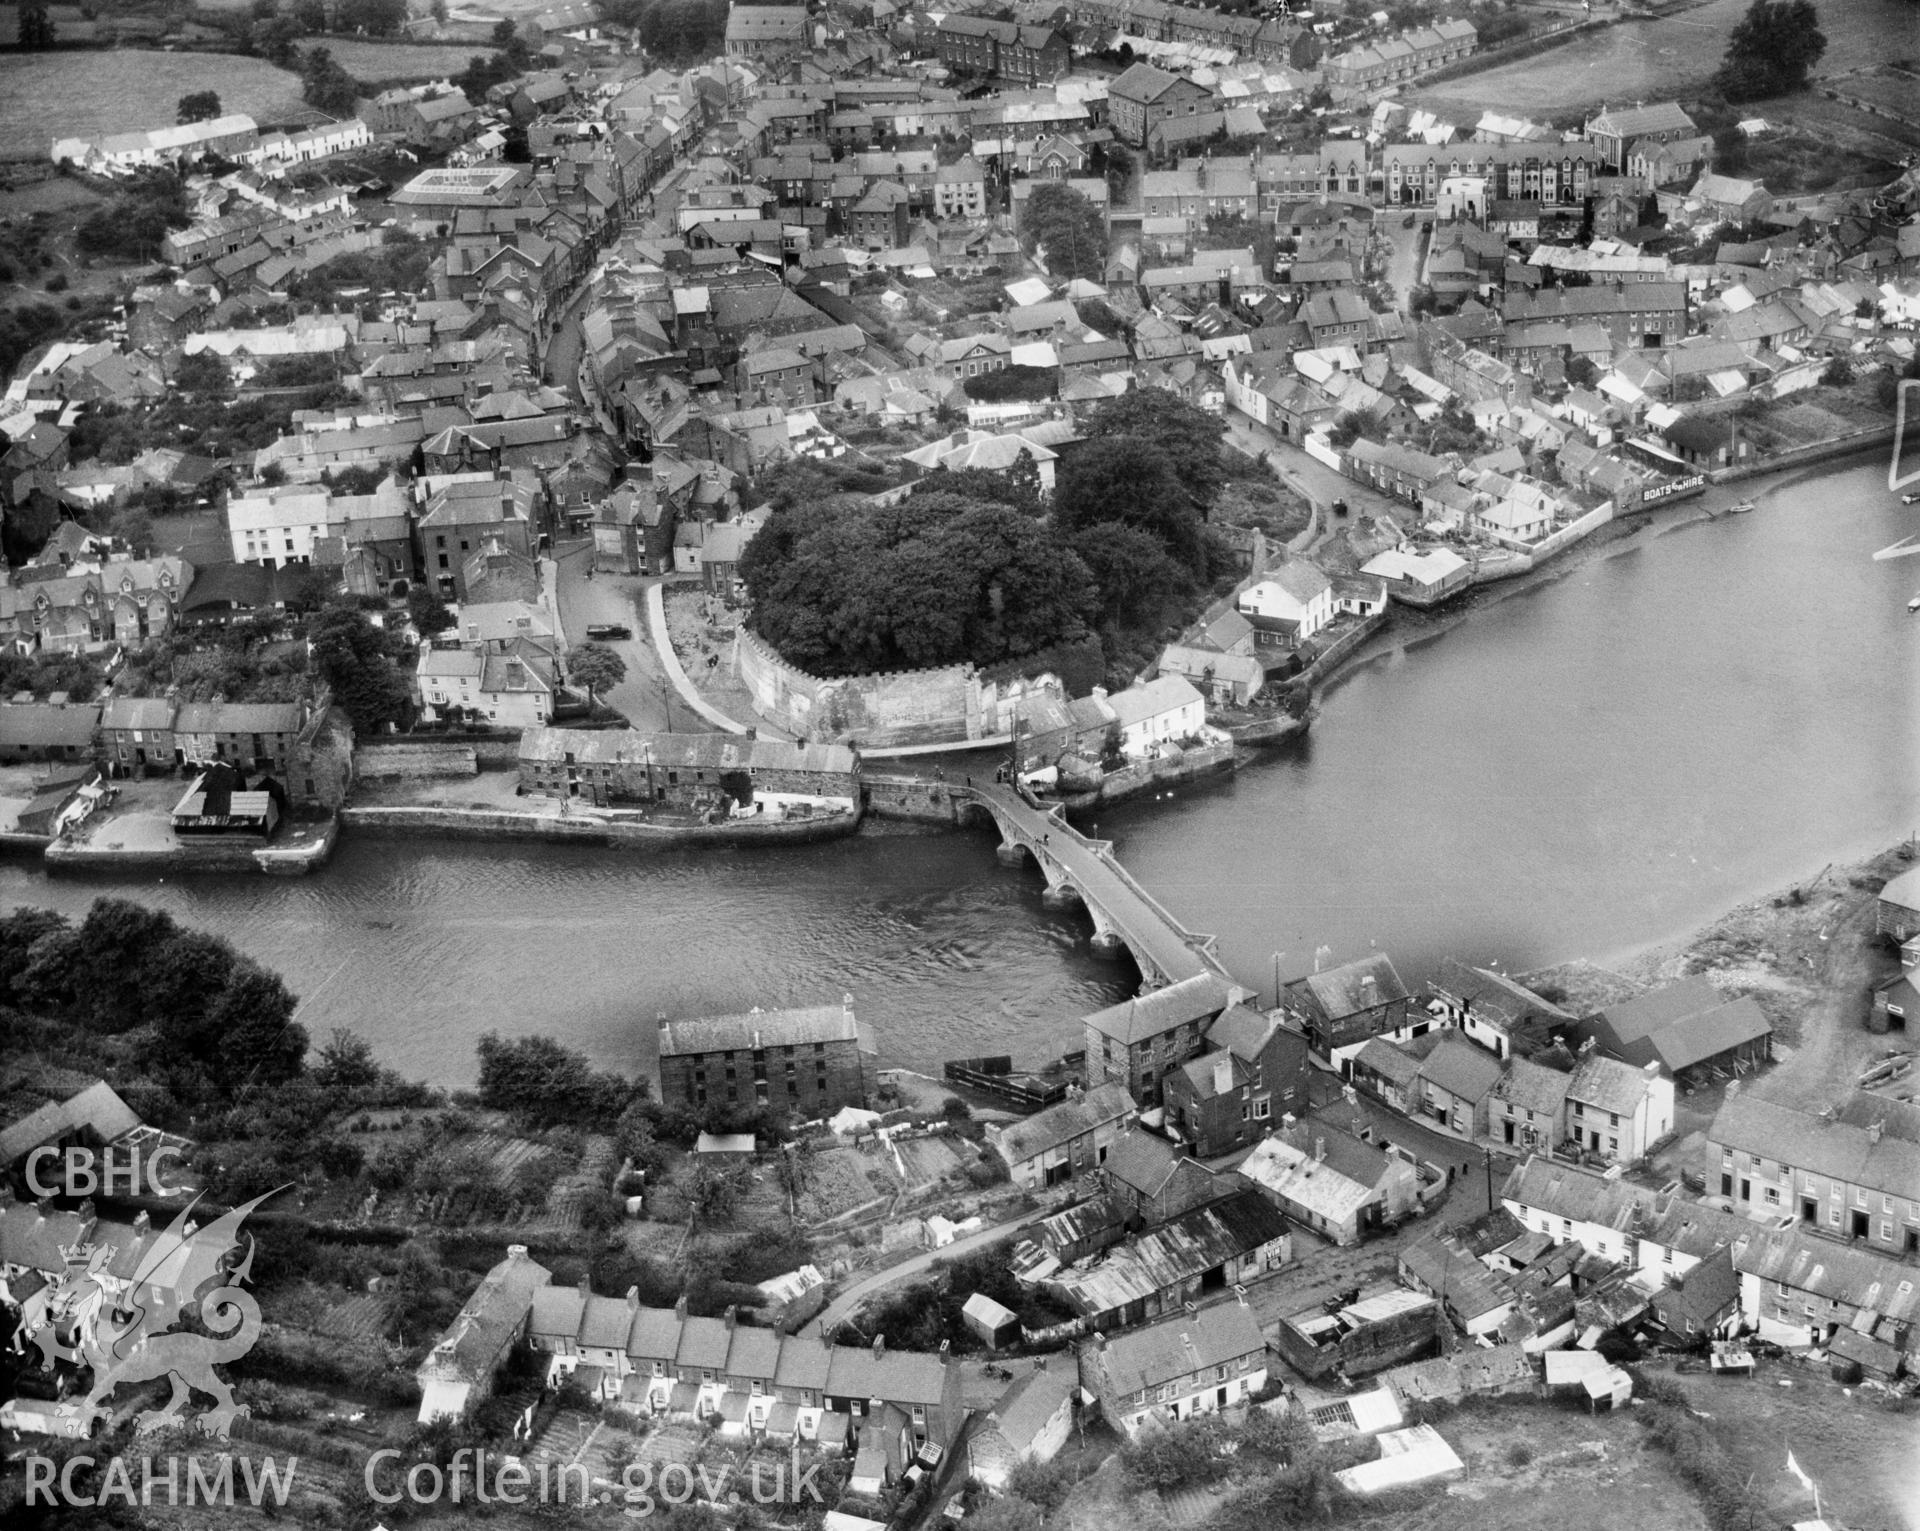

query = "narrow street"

[
  {"left": 1379, "top": 208, "right": 1431, "bottom": 312},
  {"left": 1222, "top": 413, "right": 1407, "bottom": 533}
]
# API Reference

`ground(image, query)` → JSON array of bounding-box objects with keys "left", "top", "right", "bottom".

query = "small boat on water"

[
  {"left": 1728, "top": 499, "right": 1755, "bottom": 514},
  {"left": 1909, "top": 593, "right": 1920, "bottom": 613}
]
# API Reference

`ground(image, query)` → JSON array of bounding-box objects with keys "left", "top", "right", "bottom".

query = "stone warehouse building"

[
  {"left": 656, "top": 999, "right": 877, "bottom": 1115},
  {"left": 516, "top": 728, "right": 859, "bottom": 811}
]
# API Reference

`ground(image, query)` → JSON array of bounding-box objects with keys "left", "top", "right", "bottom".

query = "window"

[{"left": 1829, "top": 1207, "right": 1841, "bottom": 1226}]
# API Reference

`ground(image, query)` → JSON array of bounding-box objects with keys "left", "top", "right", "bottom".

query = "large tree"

[
  {"left": 1023, "top": 182, "right": 1108, "bottom": 281},
  {"left": 1714, "top": 0, "right": 1827, "bottom": 100},
  {"left": 1079, "top": 388, "right": 1227, "bottom": 513},
  {"left": 177, "top": 91, "right": 223, "bottom": 125},
  {"left": 1052, "top": 437, "right": 1205, "bottom": 571},
  {"left": 308, "top": 604, "right": 412, "bottom": 732},
  {"left": 568, "top": 643, "right": 627, "bottom": 710}
]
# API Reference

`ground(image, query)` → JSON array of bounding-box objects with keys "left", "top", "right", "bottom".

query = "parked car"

[{"left": 585, "top": 623, "right": 631, "bottom": 640}]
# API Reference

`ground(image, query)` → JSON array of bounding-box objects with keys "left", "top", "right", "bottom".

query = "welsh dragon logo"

[{"left": 24, "top": 1190, "right": 285, "bottom": 1439}]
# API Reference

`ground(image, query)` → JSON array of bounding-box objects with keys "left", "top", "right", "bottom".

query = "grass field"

[
  {"left": 0, "top": 51, "right": 312, "bottom": 160},
  {"left": 312, "top": 38, "right": 502, "bottom": 80},
  {"left": 1412, "top": 0, "right": 1913, "bottom": 119}
]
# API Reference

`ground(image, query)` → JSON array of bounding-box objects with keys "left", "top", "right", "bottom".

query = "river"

[{"left": 3, "top": 453, "right": 1915, "bottom": 1086}]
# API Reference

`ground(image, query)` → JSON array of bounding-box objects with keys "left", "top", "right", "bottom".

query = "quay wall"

[
  {"left": 340, "top": 803, "right": 861, "bottom": 848},
  {"left": 1712, "top": 425, "right": 1896, "bottom": 485},
  {"left": 1055, "top": 739, "right": 1237, "bottom": 812},
  {"left": 863, "top": 776, "right": 968, "bottom": 825}
]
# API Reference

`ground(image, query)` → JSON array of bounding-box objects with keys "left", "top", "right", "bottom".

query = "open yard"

[
  {"left": 0, "top": 51, "right": 313, "bottom": 161},
  {"left": 1411, "top": 0, "right": 1914, "bottom": 119}
]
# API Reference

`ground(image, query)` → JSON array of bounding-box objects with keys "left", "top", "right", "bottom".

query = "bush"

[
  {"left": 45, "top": 273, "right": 67, "bottom": 292},
  {"left": 1505, "top": 1441, "right": 1534, "bottom": 1467}
]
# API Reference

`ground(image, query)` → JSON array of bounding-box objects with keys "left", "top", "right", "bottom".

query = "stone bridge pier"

[{"left": 996, "top": 830, "right": 1126, "bottom": 959}]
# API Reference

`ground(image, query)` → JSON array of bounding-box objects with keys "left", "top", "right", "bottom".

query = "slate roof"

[
  {"left": 1565, "top": 1052, "right": 1658, "bottom": 1115},
  {"left": 1596, "top": 976, "right": 1723, "bottom": 1043},
  {"left": 990, "top": 1083, "right": 1136, "bottom": 1167},
  {"left": 1083, "top": 971, "right": 1235, "bottom": 1046},
  {"left": 1085, "top": 1297, "right": 1265, "bottom": 1397},
  {"left": 1732, "top": 1227, "right": 1920, "bottom": 1322},
  {"left": 1634, "top": 997, "right": 1772, "bottom": 1072},
  {"left": 1416, "top": 1037, "right": 1504, "bottom": 1102},
  {"left": 1102, "top": 1128, "right": 1188, "bottom": 1199},
  {"left": 1296, "top": 954, "right": 1408, "bottom": 1021},
  {"left": 1707, "top": 1090, "right": 1920, "bottom": 1198},
  {"left": 1491, "top": 1057, "right": 1570, "bottom": 1116},
  {"left": 658, "top": 1003, "right": 860, "bottom": 1058}
]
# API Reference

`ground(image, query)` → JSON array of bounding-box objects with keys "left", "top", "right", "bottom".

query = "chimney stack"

[
  {"left": 1314, "top": 1136, "right": 1326, "bottom": 1163},
  {"left": 1868, "top": 1121, "right": 1883, "bottom": 1144},
  {"left": 872, "top": 1334, "right": 885, "bottom": 1358},
  {"left": 628, "top": 1285, "right": 641, "bottom": 1311}
]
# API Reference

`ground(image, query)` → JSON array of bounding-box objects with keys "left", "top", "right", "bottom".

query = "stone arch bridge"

[{"left": 897, "top": 778, "right": 1229, "bottom": 989}]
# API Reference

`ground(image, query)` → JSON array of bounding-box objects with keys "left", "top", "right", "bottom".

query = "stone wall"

[
  {"left": 862, "top": 775, "right": 968, "bottom": 824},
  {"left": 1273, "top": 1297, "right": 1451, "bottom": 1381},
  {"left": 340, "top": 804, "right": 860, "bottom": 849},
  {"left": 354, "top": 742, "right": 481, "bottom": 780},
  {"left": 734, "top": 629, "right": 1063, "bottom": 749}
]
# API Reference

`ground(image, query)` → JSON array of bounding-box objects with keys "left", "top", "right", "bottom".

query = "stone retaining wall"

[
  {"left": 735, "top": 628, "right": 1062, "bottom": 750},
  {"left": 340, "top": 804, "right": 861, "bottom": 849},
  {"left": 354, "top": 742, "right": 480, "bottom": 780},
  {"left": 1713, "top": 425, "right": 1895, "bottom": 485}
]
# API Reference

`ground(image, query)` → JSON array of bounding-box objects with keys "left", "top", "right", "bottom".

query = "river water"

[{"left": 3, "top": 454, "right": 1915, "bottom": 1087}]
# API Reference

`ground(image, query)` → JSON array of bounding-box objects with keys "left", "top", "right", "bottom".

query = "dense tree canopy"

[
  {"left": 741, "top": 487, "right": 1098, "bottom": 677},
  {"left": 742, "top": 391, "right": 1233, "bottom": 683},
  {"left": 1023, "top": 182, "right": 1108, "bottom": 281},
  {"left": 476, "top": 1033, "right": 642, "bottom": 1131},
  {"left": 1080, "top": 388, "right": 1227, "bottom": 512},
  {"left": 299, "top": 46, "right": 361, "bottom": 117},
  {"left": 1, "top": 900, "right": 308, "bottom": 1106},
  {"left": 177, "top": 91, "right": 223, "bottom": 125},
  {"left": 1714, "top": 0, "right": 1827, "bottom": 99},
  {"left": 308, "top": 603, "right": 413, "bottom": 732},
  {"left": 338, "top": 0, "right": 407, "bottom": 34}
]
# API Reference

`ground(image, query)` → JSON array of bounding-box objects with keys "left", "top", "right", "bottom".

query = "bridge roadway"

[{"left": 947, "top": 780, "right": 1228, "bottom": 989}]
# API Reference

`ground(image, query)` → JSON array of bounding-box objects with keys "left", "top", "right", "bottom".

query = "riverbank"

[{"left": 1522, "top": 839, "right": 1916, "bottom": 1222}]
